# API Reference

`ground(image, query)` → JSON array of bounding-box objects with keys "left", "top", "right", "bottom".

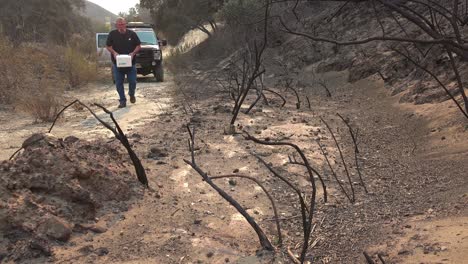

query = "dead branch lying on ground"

[
  {"left": 211, "top": 174, "right": 282, "bottom": 246},
  {"left": 184, "top": 125, "right": 274, "bottom": 251}
]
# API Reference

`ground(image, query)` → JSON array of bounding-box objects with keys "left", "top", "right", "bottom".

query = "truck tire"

[{"left": 154, "top": 65, "right": 164, "bottom": 82}]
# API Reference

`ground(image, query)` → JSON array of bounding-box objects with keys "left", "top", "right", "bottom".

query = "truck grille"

[{"left": 136, "top": 50, "right": 153, "bottom": 60}]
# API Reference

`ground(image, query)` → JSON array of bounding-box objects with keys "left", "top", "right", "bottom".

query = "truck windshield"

[
  {"left": 135, "top": 31, "right": 158, "bottom": 45},
  {"left": 97, "top": 34, "right": 108, "bottom": 48}
]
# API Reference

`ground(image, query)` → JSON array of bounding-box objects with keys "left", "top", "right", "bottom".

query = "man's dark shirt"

[{"left": 106, "top": 29, "right": 141, "bottom": 65}]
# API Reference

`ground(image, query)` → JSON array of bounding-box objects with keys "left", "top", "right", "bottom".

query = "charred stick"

[
  {"left": 316, "top": 140, "right": 352, "bottom": 202},
  {"left": 264, "top": 88, "right": 286, "bottom": 107},
  {"left": 48, "top": 100, "right": 148, "bottom": 187},
  {"left": 320, "top": 117, "right": 355, "bottom": 202},
  {"left": 255, "top": 154, "right": 310, "bottom": 261},
  {"left": 288, "top": 86, "right": 301, "bottom": 109},
  {"left": 337, "top": 113, "right": 368, "bottom": 193},
  {"left": 363, "top": 251, "right": 376, "bottom": 264},
  {"left": 446, "top": 48, "right": 468, "bottom": 114},
  {"left": 245, "top": 132, "right": 327, "bottom": 202},
  {"left": 246, "top": 133, "right": 322, "bottom": 262},
  {"left": 94, "top": 104, "right": 148, "bottom": 187},
  {"left": 245, "top": 93, "right": 263, "bottom": 114},
  {"left": 378, "top": 254, "right": 387, "bottom": 264},
  {"left": 211, "top": 174, "right": 283, "bottom": 246},
  {"left": 318, "top": 83, "right": 332, "bottom": 97},
  {"left": 185, "top": 160, "right": 274, "bottom": 250},
  {"left": 261, "top": 92, "right": 270, "bottom": 106},
  {"left": 49, "top": 99, "right": 79, "bottom": 133},
  {"left": 393, "top": 48, "right": 468, "bottom": 120},
  {"left": 255, "top": 154, "right": 310, "bottom": 215},
  {"left": 185, "top": 126, "right": 273, "bottom": 251}
]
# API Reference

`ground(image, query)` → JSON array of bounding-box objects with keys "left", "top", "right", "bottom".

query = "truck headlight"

[{"left": 153, "top": 50, "right": 161, "bottom": 60}]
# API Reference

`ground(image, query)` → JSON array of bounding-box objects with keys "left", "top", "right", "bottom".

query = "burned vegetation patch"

[{"left": 0, "top": 133, "right": 143, "bottom": 262}]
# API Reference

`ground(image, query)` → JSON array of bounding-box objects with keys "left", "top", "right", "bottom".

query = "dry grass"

[
  {"left": 64, "top": 46, "right": 98, "bottom": 88},
  {"left": 0, "top": 36, "right": 97, "bottom": 121},
  {"left": 14, "top": 87, "right": 63, "bottom": 122},
  {"left": 164, "top": 42, "right": 197, "bottom": 74}
]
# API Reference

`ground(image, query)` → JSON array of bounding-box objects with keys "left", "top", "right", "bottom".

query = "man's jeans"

[{"left": 112, "top": 64, "right": 137, "bottom": 103}]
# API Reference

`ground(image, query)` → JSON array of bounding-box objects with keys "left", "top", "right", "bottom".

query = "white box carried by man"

[{"left": 116, "top": 54, "right": 132, "bottom": 68}]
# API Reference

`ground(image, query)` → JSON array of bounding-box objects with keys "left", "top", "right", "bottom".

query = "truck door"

[{"left": 96, "top": 33, "right": 110, "bottom": 65}]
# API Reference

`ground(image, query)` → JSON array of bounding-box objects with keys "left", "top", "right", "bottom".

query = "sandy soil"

[
  {"left": 0, "top": 75, "right": 170, "bottom": 161},
  {"left": 0, "top": 67, "right": 467, "bottom": 263}
]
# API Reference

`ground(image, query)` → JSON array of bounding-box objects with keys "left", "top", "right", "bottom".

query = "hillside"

[{"left": 82, "top": 1, "right": 118, "bottom": 26}]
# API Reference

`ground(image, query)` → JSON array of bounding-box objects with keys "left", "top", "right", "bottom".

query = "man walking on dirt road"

[{"left": 106, "top": 17, "right": 141, "bottom": 108}]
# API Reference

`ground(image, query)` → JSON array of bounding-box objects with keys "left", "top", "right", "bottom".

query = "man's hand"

[
  {"left": 112, "top": 51, "right": 119, "bottom": 58},
  {"left": 129, "top": 52, "right": 136, "bottom": 58}
]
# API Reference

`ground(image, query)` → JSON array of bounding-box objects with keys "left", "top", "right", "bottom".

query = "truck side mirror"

[{"left": 159, "top": 40, "right": 168, "bottom": 46}]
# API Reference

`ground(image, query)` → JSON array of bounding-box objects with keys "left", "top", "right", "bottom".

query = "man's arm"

[
  {"left": 130, "top": 45, "right": 141, "bottom": 58},
  {"left": 106, "top": 46, "right": 119, "bottom": 58},
  {"left": 105, "top": 32, "right": 117, "bottom": 58}
]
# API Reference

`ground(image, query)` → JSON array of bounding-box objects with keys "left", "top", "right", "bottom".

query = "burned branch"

[
  {"left": 245, "top": 132, "right": 324, "bottom": 262},
  {"left": 278, "top": 0, "right": 468, "bottom": 120},
  {"left": 210, "top": 174, "right": 283, "bottom": 246},
  {"left": 254, "top": 154, "right": 312, "bottom": 263},
  {"left": 337, "top": 113, "right": 368, "bottom": 193},
  {"left": 230, "top": 1, "right": 271, "bottom": 125},
  {"left": 244, "top": 132, "right": 327, "bottom": 202},
  {"left": 288, "top": 86, "right": 301, "bottom": 109},
  {"left": 393, "top": 48, "right": 468, "bottom": 120},
  {"left": 316, "top": 140, "right": 353, "bottom": 202},
  {"left": 47, "top": 100, "right": 148, "bottom": 187},
  {"left": 363, "top": 251, "right": 376, "bottom": 264},
  {"left": 320, "top": 117, "right": 355, "bottom": 202},
  {"left": 184, "top": 126, "right": 274, "bottom": 251},
  {"left": 264, "top": 88, "right": 287, "bottom": 107}
]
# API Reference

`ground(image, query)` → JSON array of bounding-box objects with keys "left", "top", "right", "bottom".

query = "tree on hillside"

[
  {"left": 140, "top": 0, "right": 224, "bottom": 45},
  {"left": 119, "top": 7, "right": 139, "bottom": 22},
  {"left": 0, "top": 0, "right": 90, "bottom": 44},
  {"left": 119, "top": 4, "right": 152, "bottom": 23}
]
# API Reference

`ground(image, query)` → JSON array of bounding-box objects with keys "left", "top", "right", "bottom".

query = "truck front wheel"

[{"left": 153, "top": 64, "right": 164, "bottom": 82}]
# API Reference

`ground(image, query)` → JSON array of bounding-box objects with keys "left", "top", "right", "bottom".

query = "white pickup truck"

[{"left": 96, "top": 33, "right": 111, "bottom": 66}]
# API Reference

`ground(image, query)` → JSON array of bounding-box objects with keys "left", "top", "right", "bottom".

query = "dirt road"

[
  {"left": 1, "top": 70, "right": 467, "bottom": 263},
  {"left": 0, "top": 76, "right": 171, "bottom": 161}
]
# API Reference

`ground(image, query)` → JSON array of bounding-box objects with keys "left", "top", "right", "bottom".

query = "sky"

[{"left": 87, "top": 0, "right": 139, "bottom": 15}]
